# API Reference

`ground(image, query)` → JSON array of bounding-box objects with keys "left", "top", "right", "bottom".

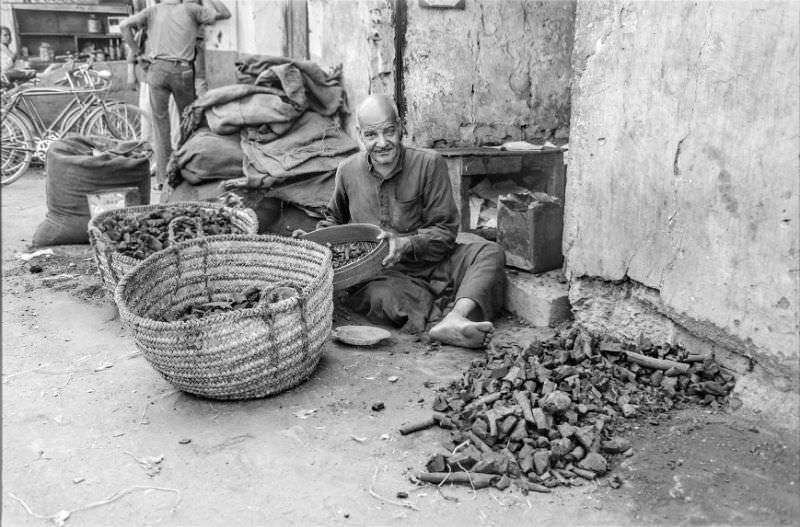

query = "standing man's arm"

[
  {"left": 193, "top": 0, "right": 231, "bottom": 23},
  {"left": 119, "top": 10, "right": 148, "bottom": 58}
]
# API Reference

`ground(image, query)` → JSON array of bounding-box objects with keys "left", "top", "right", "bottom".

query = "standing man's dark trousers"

[
  {"left": 348, "top": 240, "right": 506, "bottom": 333},
  {"left": 147, "top": 59, "right": 195, "bottom": 186}
]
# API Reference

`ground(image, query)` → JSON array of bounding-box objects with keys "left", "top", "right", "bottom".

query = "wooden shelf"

[
  {"left": 10, "top": 3, "right": 130, "bottom": 15},
  {"left": 20, "top": 32, "right": 120, "bottom": 37},
  {"left": 13, "top": 4, "right": 128, "bottom": 57}
]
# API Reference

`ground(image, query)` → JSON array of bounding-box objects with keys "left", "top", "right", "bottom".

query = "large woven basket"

[
  {"left": 88, "top": 201, "right": 258, "bottom": 293},
  {"left": 114, "top": 234, "right": 333, "bottom": 400}
]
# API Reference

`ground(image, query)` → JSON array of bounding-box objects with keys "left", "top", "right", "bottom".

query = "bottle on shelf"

[{"left": 88, "top": 14, "right": 102, "bottom": 34}]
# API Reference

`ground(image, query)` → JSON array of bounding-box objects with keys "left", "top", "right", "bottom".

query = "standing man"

[
  {"left": 315, "top": 94, "right": 506, "bottom": 349},
  {"left": 120, "top": 0, "right": 230, "bottom": 189}
]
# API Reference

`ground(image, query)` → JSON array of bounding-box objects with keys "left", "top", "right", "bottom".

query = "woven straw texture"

[
  {"left": 88, "top": 202, "right": 259, "bottom": 293},
  {"left": 115, "top": 234, "right": 333, "bottom": 400}
]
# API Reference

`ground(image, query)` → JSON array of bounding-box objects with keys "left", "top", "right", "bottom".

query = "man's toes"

[{"left": 475, "top": 321, "right": 494, "bottom": 333}]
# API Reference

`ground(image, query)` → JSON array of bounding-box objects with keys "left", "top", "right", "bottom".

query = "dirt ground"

[{"left": 2, "top": 170, "right": 798, "bottom": 527}]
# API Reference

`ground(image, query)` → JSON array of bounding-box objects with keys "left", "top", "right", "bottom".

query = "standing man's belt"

[{"left": 152, "top": 57, "right": 192, "bottom": 66}]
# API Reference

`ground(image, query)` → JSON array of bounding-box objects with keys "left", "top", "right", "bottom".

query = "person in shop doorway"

[
  {"left": 298, "top": 94, "right": 506, "bottom": 349},
  {"left": 120, "top": 0, "right": 230, "bottom": 191},
  {"left": 1, "top": 26, "right": 35, "bottom": 86}
]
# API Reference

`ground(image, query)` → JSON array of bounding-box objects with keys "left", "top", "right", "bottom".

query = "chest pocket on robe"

[{"left": 391, "top": 194, "right": 422, "bottom": 233}]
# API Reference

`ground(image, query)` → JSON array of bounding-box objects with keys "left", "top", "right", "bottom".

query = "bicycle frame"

[
  {"left": 2, "top": 69, "right": 117, "bottom": 161},
  {"left": 6, "top": 88, "right": 90, "bottom": 139}
]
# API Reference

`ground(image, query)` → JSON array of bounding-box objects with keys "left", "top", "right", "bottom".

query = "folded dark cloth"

[
  {"left": 241, "top": 111, "right": 358, "bottom": 186},
  {"left": 235, "top": 54, "right": 348, "bottom": 117}
]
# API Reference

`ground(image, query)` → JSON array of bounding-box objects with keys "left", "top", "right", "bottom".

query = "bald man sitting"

[{"left": 313, "top": 94, "right": 506, "bottom": 348}]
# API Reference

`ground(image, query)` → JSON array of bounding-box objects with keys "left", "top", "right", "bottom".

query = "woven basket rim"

[
  {"left": 88, "top": 201, "right": 258, "bottom": 266},
  {"left": 114, "top": 233, "right": 332, "bottom": 330}
]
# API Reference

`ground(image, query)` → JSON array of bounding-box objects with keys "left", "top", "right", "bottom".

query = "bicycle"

[{"left": 1, "top": 58, "right": 148, "bottom": 185}]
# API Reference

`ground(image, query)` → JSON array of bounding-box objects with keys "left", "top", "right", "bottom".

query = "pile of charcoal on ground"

[
  {"left": 406, "top": 324, "right": 736, "bottom": 493},
  {"left": 97, "top": 205, "right": 238, "bottom": 260}
]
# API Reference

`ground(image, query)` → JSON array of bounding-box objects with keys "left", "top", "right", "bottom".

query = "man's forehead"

[{"left": 360, "top": 120, "right": 397, "bottom": 132}]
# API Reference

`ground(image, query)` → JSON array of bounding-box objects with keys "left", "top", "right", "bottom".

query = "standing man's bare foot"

[{"left": 429, "top": 310, "right": 494, "bottom": 349}]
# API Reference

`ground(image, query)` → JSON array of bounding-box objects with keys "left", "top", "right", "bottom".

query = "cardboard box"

[{"left": 497, "top": 191, "right": 564, "bottom": 273}]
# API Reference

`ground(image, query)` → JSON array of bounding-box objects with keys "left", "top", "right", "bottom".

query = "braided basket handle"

[{"left": 167, "top": 215, "right": 204, "bottom": 245}]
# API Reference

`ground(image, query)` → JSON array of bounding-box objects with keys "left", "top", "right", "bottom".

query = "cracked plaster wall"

[
  {"left": 565, "top": 1, "right": 799, "bottom": 427},
  {"left": 403, "top": 0, "right": 575, "bottom": 147},
  {"left": 308, "top": 0, "right": 395, "bottom": 138}
]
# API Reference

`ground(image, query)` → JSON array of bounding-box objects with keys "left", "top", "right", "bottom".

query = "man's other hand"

[
  {"left": 291, "top": 228, "right": 307, "bottom": 238},
  {"left": 377, "top": 231, "right": 410, "bottom": 267},
  {"left": 126, "top": 63, "right": 137, "bottom": 90}
]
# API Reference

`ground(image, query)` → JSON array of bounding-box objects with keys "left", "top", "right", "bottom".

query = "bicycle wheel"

[
  {"left": 60, "top": 104, "right": 89, "bottom": 134},
  {"left": 81, "top": 102, "right": 147, "bottom": 141},
  {"left": 1, "top": 110, "right": 34, "bottom": 185}
]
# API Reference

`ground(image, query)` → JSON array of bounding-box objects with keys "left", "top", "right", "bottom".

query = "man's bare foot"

[{"left": 429, "top": 311, "right": 494, "bottom": 349}]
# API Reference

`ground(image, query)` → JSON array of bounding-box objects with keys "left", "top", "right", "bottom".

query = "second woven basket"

[
  {"left": 88, "top": 201, "right": 259, "bottom": 293},
  {"left": 115, "top": 234, "right": 333, "bottom": 400}
]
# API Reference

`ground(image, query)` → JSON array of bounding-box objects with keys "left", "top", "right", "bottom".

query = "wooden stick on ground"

[
  {"left": 417, "top": 472, "right": 498, "bottom": 489},
  {"left": 624, "top": 351, "right": 690, "bottom": 373},
  {"left": 399, "top": 417, "right": 437, "bottom": 436}
]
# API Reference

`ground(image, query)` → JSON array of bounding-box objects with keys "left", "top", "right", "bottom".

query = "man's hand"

[
  {"left": 377, "top": 231, "right": 411, "bottom": 267},
  {"left": 126, "top": 63, "right": 137, "bottom": 91},
  {"left": 291, "top": 228, "right": 307, "bottom": 238},
  {"left": 222, "top": 172, "right": 264, "bottom": 191}
]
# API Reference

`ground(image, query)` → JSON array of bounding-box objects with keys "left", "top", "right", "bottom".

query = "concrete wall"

[
  {"left": 565, "top": 1, "right": 800, "bottom": 429},
  {"left": 403, "top": 0, "right": 575, "bottom": 147}
]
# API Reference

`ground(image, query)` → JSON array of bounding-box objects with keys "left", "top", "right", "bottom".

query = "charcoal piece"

[
  {"left": 432, "top": 395, "right": 449, "bottom": 412},
  {"left": 532, "top": 408, "right": 551, "bottom": 431},
  {"left": 426, "top": 454, "right": 447, "bottom": 473},
  {"left": 574, "top": 426, "right": 594, "bottom": 450},
  {"left": 499, "top": 415, "right": 518, "bottom": 438},
  {"left": 473, "top": 452, "right": 509, "bottom": 475},
  {"left": 494, "top": 475, "right": 512, "bottom": 490},
  {"left": 550, "top": 438, "right": 574, "bottom": 459},
  {"left": 578, "top": 452, "right": 608, "bottom": 475},
  {"left": 566, "top": 445, "right": 586, "bottom": 462},
  {"left": 472, "top": 418, "right": 489, "bottom": 439},
  {"left": 557, "top": 423, "right": 577, "bottom": 439},
  {"left": 532, "top": 451, "right": 551, "bottom": 475},
  {"left": 541, "top": 391, "right": 572, "bottom": 414},
  {"left": 602, "top": 438, "right": 632, "bottom": 454}
]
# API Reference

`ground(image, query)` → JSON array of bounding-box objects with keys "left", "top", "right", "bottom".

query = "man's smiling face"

[
  {"left": 360, "top": 120, "right": 401, "bottom": 168},
  {"left": 357, "top": 97, "right": 402, "bottom": 170}
]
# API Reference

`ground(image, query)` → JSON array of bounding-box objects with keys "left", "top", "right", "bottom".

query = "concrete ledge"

[{"left": 504, "top": 269, "right": 572, "bottom": 327}]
